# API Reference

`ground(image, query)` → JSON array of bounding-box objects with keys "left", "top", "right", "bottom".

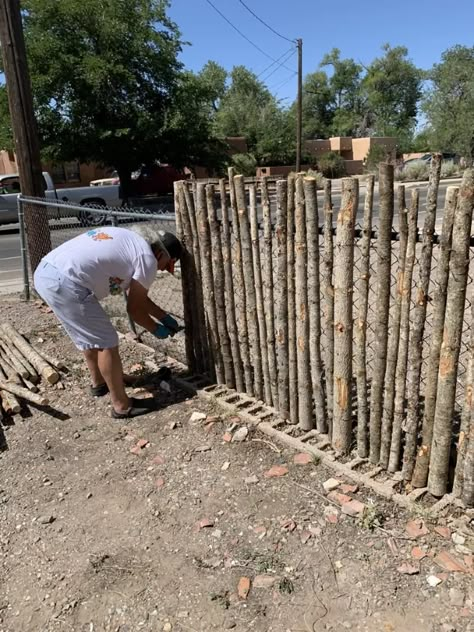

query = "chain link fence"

[{"left": 18, "top": 195, "right": 187, "bottom": 364}]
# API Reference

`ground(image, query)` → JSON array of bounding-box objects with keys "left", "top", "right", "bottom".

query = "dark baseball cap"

[{"left": 158, "top": 231, "right": 182, "bottom": 273}]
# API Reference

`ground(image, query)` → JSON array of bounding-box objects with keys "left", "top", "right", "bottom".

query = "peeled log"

[
  {"left": 0, "top": 380, "right": 49, "bottom": 406},
  {"left": 3, "top": 319, "right": 62, "bottom": 384}
]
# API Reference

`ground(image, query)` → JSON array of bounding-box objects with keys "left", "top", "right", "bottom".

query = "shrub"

[
  {"left": 232, "top": 153, "right": 257, "bottom": 177},
  {"left": 317, "top": 151, "right": 346, "bottom": 179},
  {"left": 365, "top": 145, "right": 387, "bottom": 173},
  {"left": 397, "top": 160, "right": 430, "bottom": 182},
  {"left": 307, "top": 169, "right": 325, "bottom": 188},
  {"left": 440, "top": 160, "right": 460, "bottom": 179}
]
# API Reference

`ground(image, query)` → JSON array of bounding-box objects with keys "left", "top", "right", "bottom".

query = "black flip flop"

[
  {"left": 90, "top": 383, "right": 109, "bottom": 397},
  {"left": 111, "top": 397, "right": 157, "bottom": 419}
]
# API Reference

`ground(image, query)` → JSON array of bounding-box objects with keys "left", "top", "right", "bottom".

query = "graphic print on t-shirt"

[
  {"left": 108, "top": 276, "right": 124, "bottom": 295},
  {"left": 87, "top": 229, "right": 113, "bottom": 242}
]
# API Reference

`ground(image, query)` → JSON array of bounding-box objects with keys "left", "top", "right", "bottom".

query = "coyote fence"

[{"left": 174, "top": 158, "right": 474, "bottom": 506}]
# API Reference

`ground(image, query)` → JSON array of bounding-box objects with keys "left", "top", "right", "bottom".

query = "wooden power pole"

[
  {"left": 295, "top": 38, "right": 303, "bottom": 173},
  {"left": 0, "top": 0, "right": 51, "bottom": 272}
]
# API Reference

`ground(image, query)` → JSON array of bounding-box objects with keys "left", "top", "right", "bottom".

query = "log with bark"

[
  {"left": 322, "top": 179, "right": 334, "bottom": 436},
  {"left": 275, "top": 179, "right": 289, "bottom": 418},
  {"left": 0, "top": 380, "right": 49, "bottom": 406},
  {"left": 1, "top": 324, "right": 59, "bottom": 384},
  {"left": 287, "top": 175, "right": 298, "bottom": 423}
]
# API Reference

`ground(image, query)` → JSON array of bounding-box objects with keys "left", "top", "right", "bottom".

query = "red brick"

[
  {"left": 340, "top": 483, "right": 359, "bottom": 494},
  {"left": 397, "top": 562, "right": 420, "bottom": 575},
  {"left": 136, "top": 438, "right": 149, "bottom": 449},
  {"left": 293, "top": 452, "right": 313, "bottom": 465},
  {"left": 405, "top": 519, "right": 429, "bottom": 538},
  {"left": 238, "top": 577, "right": 251, "bottom": 600},
  {"left": 411, "top": 546, "right": 427, "bottom": 560},
  {"left": 130, "top": 446, "right": 142, "bottom": 455},
  {"left": 434, "top": 526, "right": 451, "bottom": 539},
  {"left": 325, "top": 513, "right": 339, "bottom": 524},
  {"left": 434, "top": 551, "right": 470, "bottom": 573},
  {"left": 194, "top": 518, "right": 215, "bottom": 532},
  {"left": 341, "top": 499, "right": 366, "bottom": 516},
  {"left": 264, "top": 465, "right": 289, "bottom": 478},
  {"left": 223, "top": 432, "right": 233, "bottom": 443},
  {"left": 327, "top": 491, "right": 351, "bottom": 506}
]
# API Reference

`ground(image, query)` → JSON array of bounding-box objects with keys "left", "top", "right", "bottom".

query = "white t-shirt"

[{"left": 44, "top": 227, "right": 157, "bottom": 300}]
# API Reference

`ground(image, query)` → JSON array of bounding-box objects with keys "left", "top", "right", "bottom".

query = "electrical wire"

[
  {"left": 237, "top": 0, "right": 296, "bottom": 43},
  {"left": 261, "top": 49, "right": 296, "bottom": 82},
  {"left": 257, "top": 46, "right": 295, "bottom": 78},
  {"left": 270, "top": 72, "right": 297, "bottom": 93},
  {"left": 204, "top": 0, "right": 294, "bottom": 73}
]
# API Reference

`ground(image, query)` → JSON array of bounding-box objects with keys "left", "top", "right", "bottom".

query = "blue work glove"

[
  {"left": 152, "top": 324, "right": 172, "bottom": 339},
  {"left": 161, "top": 313, "right": 179, "bottom": 334}
]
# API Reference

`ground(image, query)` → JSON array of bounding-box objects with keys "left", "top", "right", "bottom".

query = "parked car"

[
  {"left": 130, "top": 164, "right": 185, "bottom": 197},
  {"left": 0, "top": 172, "right": 121, "bottom": 226},
  {"left": 90, "top": 170, "right": 120, "bottom": 187}
]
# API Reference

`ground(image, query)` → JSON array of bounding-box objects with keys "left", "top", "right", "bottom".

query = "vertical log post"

[
  {"left": 206, "top": 184, "right": 235, "bottom": 387},
  {"left": 183, "top": 183, "right": 211, "bottom": 375},
  {"left": 173, "top": 181, "right": 197, "bottom": 373},
  {"left": 380, "top": 186, "right": 409, "bottom": 468},
  {"left": 369, "top": 163, "right": 395, "bottom": 464},
  {"left": 453, "top": 284, "right": 474, "bottom": 498},
  {"left": 219, "top": 179, "right": 245, "bottom": 392},
  {"left": 275, "top": 180, "right": 289, "bottom": 418},
  {"left": 287, "top": 175, "right": 298, "bottom": 423},
  {"left": 304, "top": 176, "right": 327, "bottom": 432},
  {"left": 461, "top": 381, "right": 474, "bottom": 505},
  {"left": 261, "top": 177, "right": 279, "bottom": 407},
  {"left": 402, "top": 154, "right": 442, "bottom": 480},
  {"left": 295, "top": 176, "right": 313, "bottom": 430},
  {"left": 228, "top": 168, "right": 253, "bottom": 395},
  {"left": 195, "top": 183, "right": 224, "bottom": 383},
  {"left": 428, "top": 168, "right": 474, "bottom": 497},
  {"left": 322, "top": 179, "right": 335, "bottom": 435},
  {"left": 249, "top": 184, "right": 272, "bottom": 404},
  {"left": 234, "top": 175, "right": 263, "bottom": 399},
  {"left": 332, "top": 178, "right": 358, "bottom": 453},
  {"left": 412, "top": 186, "right": 459, "bottom": 487},
  {"left": 389, "top": 190, "right": 419, "bottom": 472},
  {"left": 355, "top": 175, "right": 374, "bottom": 457}
]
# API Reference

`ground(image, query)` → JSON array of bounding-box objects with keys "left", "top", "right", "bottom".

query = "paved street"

[{"left": 0, "top": 180, "right": 461, "bottom": 294}]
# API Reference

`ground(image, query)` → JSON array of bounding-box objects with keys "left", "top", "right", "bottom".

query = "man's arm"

[
  {"left": 146, "top": 296, "right": 166, "bottom": 322},
  {"left": 127, "top": 279, "right": 162, "bottom": 333}
]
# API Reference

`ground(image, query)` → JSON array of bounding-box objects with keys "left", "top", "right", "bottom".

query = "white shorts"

[{"left": 34, "top": 261, "right": 119, "bottom": 351}]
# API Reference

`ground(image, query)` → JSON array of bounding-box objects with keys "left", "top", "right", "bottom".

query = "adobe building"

[{"left": 256, "top": 136, "right": 397, "bottom": 177}]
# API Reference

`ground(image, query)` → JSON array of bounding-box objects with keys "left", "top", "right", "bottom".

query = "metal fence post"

[
  {"left": 110, "top": 212, "right": 138, "bottom": 337},
  {"left": 17, "top": 196, "right": 30, "bottom": 301}
]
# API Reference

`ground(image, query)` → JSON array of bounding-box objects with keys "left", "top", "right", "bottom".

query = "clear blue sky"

[{"left": 169, "top": 0, "right": 474, "bottom": 104}]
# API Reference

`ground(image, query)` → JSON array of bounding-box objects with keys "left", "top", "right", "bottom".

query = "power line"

[
  {"left": 237, "top": 0, "right": 295, "bottom": 43},
  {"left": 270, "top": 72, "right": 297, "bottom": 93},
  {"left": 261, "top": 49, "right": 296, "bottom": 82},
  {"left": 204, "top": 0, "right": 294, "bottom": 73},
  {"left": 257, "top": 46, "right": 295, "bottom": 78}
]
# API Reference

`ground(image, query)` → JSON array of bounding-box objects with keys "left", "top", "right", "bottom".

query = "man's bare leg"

[
  {"left": 83, "top": 349, "right": 105, "bottom": 387},
  {"left": 84, "top": 349, "right": 137, "bottom": 388},
  {"left": 97, "top": 347, "right": 130, "bottom": 412}
]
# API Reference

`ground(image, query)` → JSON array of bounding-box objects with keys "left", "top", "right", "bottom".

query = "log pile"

[{"left": 0, "top": 323, "right": 64, "bottom": 418}]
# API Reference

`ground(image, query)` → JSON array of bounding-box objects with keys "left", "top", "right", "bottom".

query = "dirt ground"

[{"left": 0, "top": 297, "right": 473, "bottom": 632}]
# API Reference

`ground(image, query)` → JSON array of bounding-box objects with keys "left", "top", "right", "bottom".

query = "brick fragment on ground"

[
  {"left": 223, "top": 432, "right": 232, "bottom": 443},
  {"left": 411, "top": 546, "right": 428, "bottom": 560},
  {"left": 136, "top": 438, "right": 149, "bottom": 449},
  {"left": 341, "top": 499, "right": 366, "bottom": 516},
  {"left": 264, "top": 465, "right": 289, "bottom": 478},
  {"left": 155, "top": 477, "right": 165, "bottom": 489},
  {"left": 253, "top": 575, "right": 279, "bottom": 589},
  {"left": 340, "top": 483, "right": 359, "bottom": 494},
  {"left": 323, "top": 478, "right": 342, "bottom": 492},
  {"left": 293, "top": 452, "right": 313, "bottom": 465},
  {"left": 397, "top": 562, "right": 420, "bottom": 575},
  {"left": 405, "top": 519, "right": 429, "bottom": 538},
  {"left": 327, "top": 491, "right": 351, "bottom": 506},
  {"left": 237, "top": 577, "right": 251, "bottom": 600},
  {"left": 434, "top": 551, "right": 470, "bottom": 573},
  {"left": 434, "top": 526, "right": 451, "bottom": 539},
  {"left": 195, "top": 518, "right": 214, "bottom": 531}
]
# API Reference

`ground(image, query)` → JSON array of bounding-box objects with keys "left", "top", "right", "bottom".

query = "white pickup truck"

[{"left": 0, "top": 171, "right": 122, "bottom": 226}]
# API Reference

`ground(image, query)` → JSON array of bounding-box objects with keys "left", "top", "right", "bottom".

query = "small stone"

[
  {"left": 293, "top": 453, "right": 313, "bottom": 465},
  {"left": 163, "top": 624, "right": 172, "bottom": 632},
  {"left": 452, "top": 532, "right": 466, "bottom": 545},
  {"left": 449, "top": 588, "right": 465, "bottom": 607},
  {"left": 245, "top": 475, "right": 259, "bottom": 485},
  {"left": 237, "top": 576, "right": 251, "bottom": 600},
  {"left": 281, "top": 519, "right": 297, "bottom": 532},
  {"left": 224, "top": 621, "right": 237, "bottom": 630},
  {"left": 169, "top": 421, "right": 178, "bottom": 430},
  {"left": 223, "top": 432, "right": 233, "bottom": 442},
  {"left": 426, "top": 575, "right": 443, "bottom": 587},
  {"left": 232, "top": 427, "right": 249, "bottom": 443},
  {"left": 406, "top": 519, "right": 429, "bottom": 538},
  {"left": 253, "top": 574, "right": 279, "bottom": 589},
  {"left": 73, "top": 432, "right": 81, "bottom": 439},
  {"left": 136, "top": 438, "right": 149, "bottom": 449},
  {"left": 155, "top": 478, "right": 165, "bottom": 489},
  {"left": 340, "top": 483, "right": 359, "bottom": 494},
  {"left": 434, "top": 526, "right": 451, "bottom": 539},
  {"left": 264, "top": 465, "right": 288, "bottom": 478},
  {"left": 86, "top": 492, "right": 93, "bottom": 499},
  {"left": 195, "top": 518, "right": 214, "bottom": 531},
  {"left": 301, "top": 530, "right": 312, "bottom": 544},
  {"left": 221, "top": 461, "right": 231, "bottom": 471},
  {"left": 323, "top": 478, "right": 342, "bottom": 492},
  {"left": 190, "top": 412, "right": 207, "bottom": 423},
  {"left": 254, "top": 525, "right": 267, "bottom": 537},
  {"left": 152, "top": 455, "right": 165, "bottom": 465},
  {"left": 130, "top": 446, "right": 142, "bottom": 455},
  {"left": 341, "top": 499, "right": 366, "bottom": 516},
  {"left": 211, "top": 529, "right": 222, "bottom": 539},
  {"left": 194, "top": 444, "right": 212, "bottom": 453},
  {"left": 38, "top": 515, "right": 55, "bottom": 525},
  {"left": 442, "top": 625, "right": 456, "bottom": 632},
  {"left": 397, "top": 562, "right": 420, "bottom": 575}
]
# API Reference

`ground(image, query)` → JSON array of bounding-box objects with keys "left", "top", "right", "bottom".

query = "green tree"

[
  {"left": 362, "top": 44, "right": 422, "bottom": 150},
  {"left": 424, "top": 45, "right": 474, "bottom": 162},
  {"left": 321, "top": 48, "right": 363, "bottom": 136},
  {"left": 298, "top": 70, "right": 333, "bottom": 139},
  {"left": 21, "top": 0, "right": 204, "bottom": 195},
  {"left": 0, "top": 85, "right": 14, "bottom": 151}
]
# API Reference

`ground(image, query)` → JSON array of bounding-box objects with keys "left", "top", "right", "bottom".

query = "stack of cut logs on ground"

[{"left": 0, "top": 323, "right": 65, "bottom": 419}]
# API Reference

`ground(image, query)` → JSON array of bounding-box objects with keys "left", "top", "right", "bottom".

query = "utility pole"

[
  {"left": 0, "top": 0, "right": 51, "bottom": 272},
  {"left": 296, "top": 38, "right": 303, "bottom": 172}
]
